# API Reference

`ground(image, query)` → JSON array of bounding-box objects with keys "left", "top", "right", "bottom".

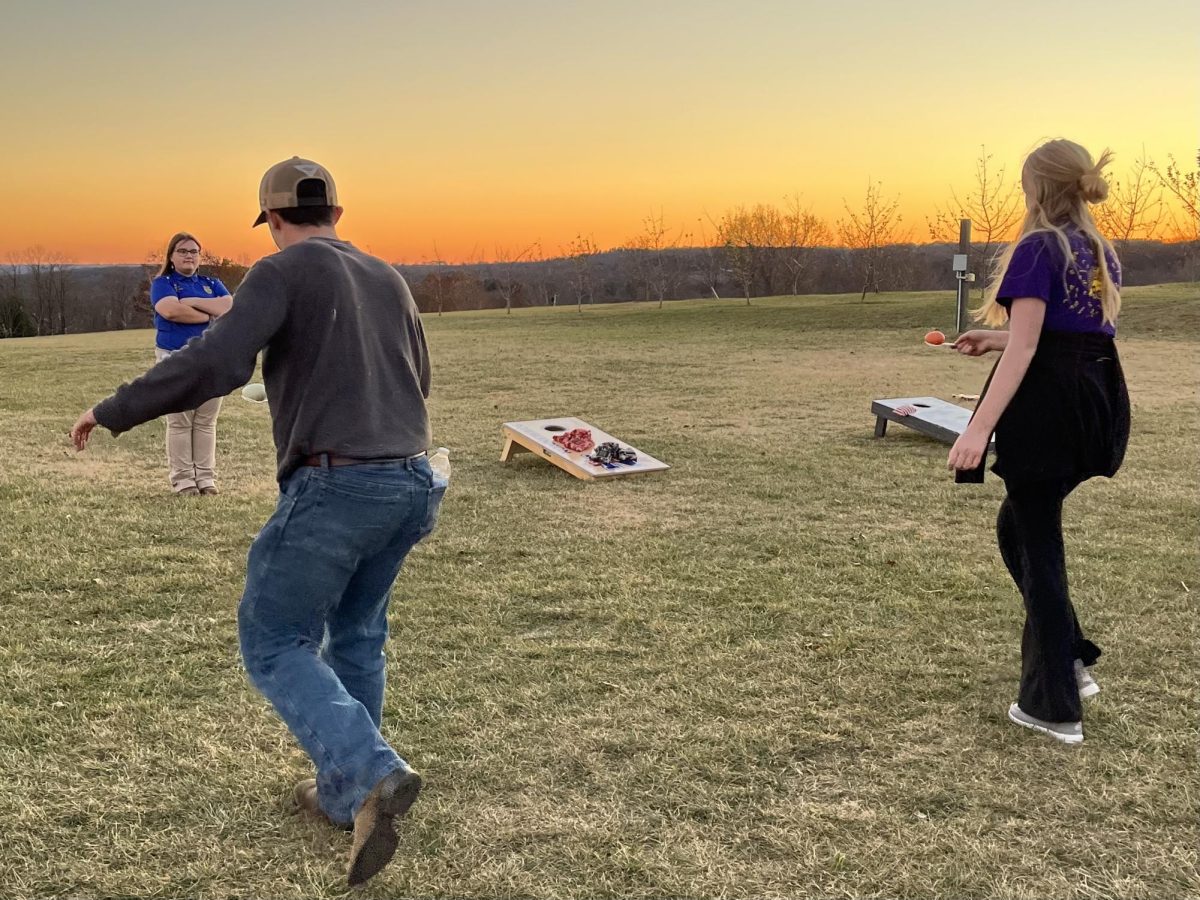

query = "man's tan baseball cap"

[{"left": 253, "top": 157, "right": 339, "bottom": 227}]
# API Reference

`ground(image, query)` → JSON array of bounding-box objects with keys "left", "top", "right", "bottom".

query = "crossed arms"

[{"left": 154, "top": 293, "right": 234, "bottom": 323}]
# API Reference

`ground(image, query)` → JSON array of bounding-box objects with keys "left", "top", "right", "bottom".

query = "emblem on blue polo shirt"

[{"left": 204, "top": 284, "right": 213, "bottom": 294}]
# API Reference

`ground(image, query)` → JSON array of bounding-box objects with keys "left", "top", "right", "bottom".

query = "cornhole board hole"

[
  {"left": 500, "top": 417, "right": 669, "bottom": 481},
  {"left": 871, "top": 396, "right": 995, "bottom": 449}
]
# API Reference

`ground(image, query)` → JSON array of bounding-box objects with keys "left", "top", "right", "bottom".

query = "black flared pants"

[{"left": 997, "top": 477, "right": 1101, "bottom": 723}]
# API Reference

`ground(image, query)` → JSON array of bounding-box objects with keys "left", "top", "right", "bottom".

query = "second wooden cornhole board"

[
  {"left": 871, "top": 396, "right": 995, "bottom": 449},
  {"left": 500, "top": 417, "right": 670, "bottom": 481}
]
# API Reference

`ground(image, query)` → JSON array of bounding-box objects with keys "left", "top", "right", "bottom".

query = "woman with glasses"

[{"left": 149, "top": 232, "right": 233, "bottom": 495}]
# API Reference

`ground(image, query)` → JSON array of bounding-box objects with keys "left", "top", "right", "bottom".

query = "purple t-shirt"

[{"left": 997, "top": 229, "right": 1119, "bottom": 336}]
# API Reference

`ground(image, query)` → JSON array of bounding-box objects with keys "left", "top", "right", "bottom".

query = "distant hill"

[{"left": 3, "top": 240, "right": 1196, "bottom": 336}]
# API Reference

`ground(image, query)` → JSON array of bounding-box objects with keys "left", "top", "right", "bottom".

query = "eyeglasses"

[{"left": 174, "top": 248, "right": 201, "bottom": 256}]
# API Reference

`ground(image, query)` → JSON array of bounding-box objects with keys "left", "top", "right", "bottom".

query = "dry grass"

[{"left": 0, "top": 284, "right": 1197, "bottom": 899}]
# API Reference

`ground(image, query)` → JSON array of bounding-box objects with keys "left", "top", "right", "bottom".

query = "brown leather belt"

[{"left": 299, "top": 451, "right": 427, "bottom": 468}]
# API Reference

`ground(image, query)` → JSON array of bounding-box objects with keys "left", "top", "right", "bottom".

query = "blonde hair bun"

[{"left": 1079, "top": 170, "right": 1109, "bottom": 204}]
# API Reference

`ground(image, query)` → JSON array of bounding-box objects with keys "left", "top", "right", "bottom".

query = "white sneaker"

[
  {"left": 1075, "top": 660, "right": 1100, "bottom": 699},
  {"left": 1007, "top": 703, "right": 1084, "bottom": 745}
]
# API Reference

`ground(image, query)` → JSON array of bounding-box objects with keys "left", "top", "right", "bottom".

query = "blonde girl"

[{"left": 948, "top": 139, "right": 1130, "bottom": 745}]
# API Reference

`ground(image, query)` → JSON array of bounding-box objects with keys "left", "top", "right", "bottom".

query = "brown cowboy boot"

[
  {"left": 293, "top": 779, "right": 351, "bottom": 830},
  {"left": 347, "top": 767, "right": 422, "bottom": 887},
  {"left": 294, "top": 779, "right": 322, "bottom": 816}
]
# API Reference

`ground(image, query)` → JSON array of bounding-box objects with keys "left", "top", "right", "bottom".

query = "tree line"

[
  {"left": 2, "top": 147, "right": 1196, "bottom": 337},
  {"left": 0, "top": 251, "right": 251, "bottom": 339}
]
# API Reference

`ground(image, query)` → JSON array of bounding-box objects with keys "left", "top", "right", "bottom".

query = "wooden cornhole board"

[
  {"left": 871, "top": 396, "right": 995, "bottom": 449},
  {"left": 500, "top": 417, "right": 669, "bottom": 481}
]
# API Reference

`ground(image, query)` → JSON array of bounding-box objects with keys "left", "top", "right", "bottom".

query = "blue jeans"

[{"left": 237, "top": 456, "right": 445, "bottom": 825}]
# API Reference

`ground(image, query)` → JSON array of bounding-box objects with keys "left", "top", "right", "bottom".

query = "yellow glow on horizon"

[{"left": 2, "top": 2, "right": 1195, "bottom": 264}]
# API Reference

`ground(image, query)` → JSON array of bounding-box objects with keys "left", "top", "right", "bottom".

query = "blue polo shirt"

[{"left": 150, "top": 272, "right": 230, "bottom": 350}]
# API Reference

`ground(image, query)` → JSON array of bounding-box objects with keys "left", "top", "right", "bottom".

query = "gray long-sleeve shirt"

[{"left": 94, "top": 238, "right": 431, "bottom": 481}]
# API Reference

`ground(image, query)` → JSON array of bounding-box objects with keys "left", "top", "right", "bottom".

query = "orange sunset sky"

[{"left": 2, "top": 0, "right": 1196, "bottom": 264}]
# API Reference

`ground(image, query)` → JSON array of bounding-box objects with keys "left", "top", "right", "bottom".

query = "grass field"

[{"left": 1, "top": 284, "right": 1197, "bottom": 900}]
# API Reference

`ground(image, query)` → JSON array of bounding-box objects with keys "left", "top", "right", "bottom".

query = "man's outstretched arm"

[{"left": 72, "top": 260, "right": 287, "bottom": 449}]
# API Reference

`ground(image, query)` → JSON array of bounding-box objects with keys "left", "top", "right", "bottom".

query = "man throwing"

[{"left": 71, "top": 157, "right": 442, "bottom": 886}]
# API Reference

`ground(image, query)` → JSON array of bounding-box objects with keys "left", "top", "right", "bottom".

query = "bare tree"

[
  {"left": 644, "top": 210, "right": 672, "bottom": 307},
  {"left": 0, "top": 297, "right": 34, "bottom": 338},
  {"left": 928, "top": 146, "right": 1022, "bottom": 297},
  {"left": 428, "top": 271, "right": 449, "bottom": 316},
  {"left": 626, "top": 209, "right": 685, "bottom": 308},
  {"left": 525, "top": 242, "right": 558, "bottom": 307},
  {"left": 661, "top": 226, "right": 693, "bottom": 306},
  {"left": 1, "top": 253, "right": 21, "bottom": 311},
  {"left": 1, "top": 254, "right": 20, "bottom": 298},
  {"left": 1096, "top": 151, "right": 1164, "bottom": 253},
  {"left": 691, "top": 217, "right": 724, "bottom": 300},
  {"left": 100, "top": 267, "right": 152, "bottom": 331},
  {"left": 716, "top": 204, "right": 787, "bottom": 305},
  {"left": 18, "top": 247, "right": 76, "bottom": 334},
  {"left": 424, "top": 244, "right": 451, "bottom": 316},
  {"left": 1152, "top": 149, "right": 1200, "bottom": 243},
  {"left": 838, "top": 181, "right": 904, "bottom": 300},
  {"left": 716, "top": 207, "right": 756, "bottom": 304},
  {"left": 622, "top": 230, "right": 652, "bottom": 302},
  {"left": 490, "top": 243, "right": 536, "bottom": 314},
  {"left": 781, "top": 194, "right": 830, "bottom": 296},
  {"left": 0, "top": 256, "right": 33, "bottom": 338},
  {"left": 448, "top": 270, "right": 477, "bottom": 313},
  {"left": 22, "top": 249, "right": 50, "bottom": 333},
  {"left": 199, "top": 250, "right": 249, "bottom": 293},
  {"left": 563, "top": 234, "right": 598, "bottom": 312}
]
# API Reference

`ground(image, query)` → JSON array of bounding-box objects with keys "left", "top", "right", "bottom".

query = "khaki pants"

[{"left": 155, "top": 347, "right": 222, "bottom": 492}]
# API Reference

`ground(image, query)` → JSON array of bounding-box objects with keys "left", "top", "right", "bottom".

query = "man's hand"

[{"left": 70, "top": 408, "right": 99, "bottom": 451}]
